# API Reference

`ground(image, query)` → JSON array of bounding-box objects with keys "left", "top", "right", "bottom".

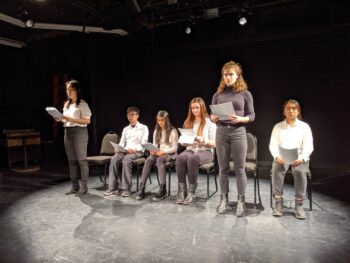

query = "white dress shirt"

[
  {"left": 119, "top": 122, "right": 149, "bottom": 152},
  {"left": 269, "top": 119, "right": 314, "bottom": 162}
]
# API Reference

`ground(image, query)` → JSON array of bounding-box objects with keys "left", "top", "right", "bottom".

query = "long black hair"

[
  {"left": 154, "top": 110, "right": 175, "bottom": 145},
  {"left": 65, "top": 79, "right": 82, "bottom": 108}
]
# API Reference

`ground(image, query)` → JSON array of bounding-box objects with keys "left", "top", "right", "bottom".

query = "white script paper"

[
  {"left": 279, "top": 147, "right": 298, "bottom": 165},
  {"left": 178, "top": 128, "right": 196, "bottom": 144},
  {"left": 110, "top": 141, "right": 126, "bottom": 153},
  {"left": 46, "top": 107, "right": 63, "bottom": 120},
  {"left": 142, "top": 143, "right": 160, "bottom": 152},
  {"left": 210, "top": 102, "right": 235, "bottom": 120}
]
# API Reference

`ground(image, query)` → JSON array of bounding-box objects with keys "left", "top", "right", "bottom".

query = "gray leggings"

[
  {"left": 64, "top": 127, "right": 89, "bottom": 185},
  {"left": 271, "top": 161, "right": 309, "bottom": 200},
  {"left": 140, "top": 154, "right": 176, "bottom": 185},
  {"left": 176, "top": 150, "right": 213, "bottom": 185},
  {"left": 216, "top": 125, "right": 247, "bottom": 196}
]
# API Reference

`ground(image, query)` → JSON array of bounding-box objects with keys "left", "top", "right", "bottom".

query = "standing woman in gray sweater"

[
  {"left": 56, "top": 80, "right": 92, "bottom": 196},
  {"left": 211, "top": 61, "right": 255, "bottom": 217}
]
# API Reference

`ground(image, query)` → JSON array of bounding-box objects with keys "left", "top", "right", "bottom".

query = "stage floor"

[{"left": 0, "top": 164, "right": 349, "bottom": 263}]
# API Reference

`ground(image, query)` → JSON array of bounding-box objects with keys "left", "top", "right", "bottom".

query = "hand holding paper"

[
  {"left": 178, "top": 128, "right": 196, "bottom": 144},
  {"left": 142, "top": 143, "right": 160, "bottom": 152},
  {"left": 278, "top": 147, "right": 298, "bottom": 165},
  {"left": 110, "top": 141, "right": 126, "bottom": 153},
  {"left": 46, "top": 107, "right": 63, "bottom": 120},
  {"left": 210, "top": 102, "right": 235, "bottom": 121}
]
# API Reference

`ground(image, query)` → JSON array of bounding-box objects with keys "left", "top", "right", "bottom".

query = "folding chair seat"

[{"left": 87, "top": 131, "right": 119, "bottom": 187}]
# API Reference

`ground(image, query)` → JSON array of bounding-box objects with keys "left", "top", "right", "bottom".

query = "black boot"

[
  {"left": 217, "top": 193, "right": 228, "bottom": 214},
  {"left": 176, "top": 183, "right": 187, "bottom": 204},
  {"left": 183, "top": 183, "right": 197, "bottom": 205},
  {"left": 236, "top": 195, "right": 245, "bottom": 217},
  {"left": 153, "top": 184, "right": 167, "bottom": 201},
  {"left": 75, "top": 182, "right": 88, "bottom": 196},
  {"left": 65, "top": 181, "right": 79, "bottom": 195},
  {"left": 135, "top": 183, "right": 146, "bottom": 200}
]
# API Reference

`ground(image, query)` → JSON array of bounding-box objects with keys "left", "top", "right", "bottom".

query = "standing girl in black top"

[
  {"left": 211, "top": 61, "right": 255, "bottom": 216},
  {"left": 56, "top": 80, "right": 92, "bottom": 195}
]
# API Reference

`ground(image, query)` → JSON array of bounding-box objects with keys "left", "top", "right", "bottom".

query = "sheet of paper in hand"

[
  {"left": 178, "top": 128, "right": 196, "bottom": 144},
  {"left": 142, "top": 143, "right": 160, "bottom": 152},
  {"left": 45, "top": 107, "right": 63, "bottom": 119},
  {"left": 110, "top": 141, "right": 126, "bottom": 153},
  {"left": 279, "top": 146, "right": 298, "bottom": 165},
  {"left": 210, "top": 102, "right": 235, "bottom": 120}
]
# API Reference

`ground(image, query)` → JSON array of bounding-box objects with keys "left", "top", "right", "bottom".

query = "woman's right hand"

[{"left": 210, "top": 114, "right": 219, "bottom": 123}]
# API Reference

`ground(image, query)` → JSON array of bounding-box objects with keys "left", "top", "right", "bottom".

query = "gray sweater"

[{"left": 211, "top": 88, "right": 255, "bottom": 125}]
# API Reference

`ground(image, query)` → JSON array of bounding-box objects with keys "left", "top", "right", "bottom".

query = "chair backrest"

[
  {"left": 246, "top": 132, "right": 257, "bottom": 163},
  {"left": 100, "top": 131, "right": 120, "bottom": 155}
]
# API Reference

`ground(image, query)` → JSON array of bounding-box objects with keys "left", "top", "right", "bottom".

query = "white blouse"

[{"left": 63, "top": 100, "right": 92, "bottom": 127}]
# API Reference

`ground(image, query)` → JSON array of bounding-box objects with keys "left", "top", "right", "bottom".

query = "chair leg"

[
  {"left": 103, "top": 164, "right": 108, "bottom": 188},
  {"left": 168, "top": 167, "right": 171, "bottom": 196},
  {"left": 136, "top": 166, "right": 140, "bottom": 191},
  {"left": 256, "top": 171, "right": 262, "bottom": 205},
  {"left": 254, "top": 173, "right": 257, "bottom": 206},
  {"left": 307, "top": 172, "right": 312, "bottom": 211},
  {"left": 206, "top": 171, "right": 218, "bottom": 199},
  {"left": 270, "top": 174, "right": 273, "bottom": 208}
]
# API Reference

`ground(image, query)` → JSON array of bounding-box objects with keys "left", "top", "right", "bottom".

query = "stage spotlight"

[
  {"left": 25, "top": 19, "right": 34, "bottom": 28},
  {"left": 185, "top": 26, "right": 192, "bottom": 34},
  {"left": 238, "top": 16, "right": 247, "bottom": 26}
]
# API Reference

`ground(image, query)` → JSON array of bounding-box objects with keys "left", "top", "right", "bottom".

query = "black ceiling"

[{"left": 0, "top": 0, "right": 350, "bottom": 48}]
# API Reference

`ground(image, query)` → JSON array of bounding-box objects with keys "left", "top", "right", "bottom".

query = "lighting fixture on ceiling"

[
  {"left": 25, "top": 19, "right": 34, "bottom": 28},
  {"left": 204, "top": 7, "right": 220, "bottom": 19}
]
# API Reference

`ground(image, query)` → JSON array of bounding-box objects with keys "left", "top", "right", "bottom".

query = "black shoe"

[
  {"left": 153, "top": 184, "right": 167, "bottom": 202},
  {"left": 135, "top": 183, "right": 145, "bottom": 200},
  {"left": 65, "top": 188, "right": 78, "bottom": 195},
  {"left": 75, "top": 184, "right": 88, "bottom": 196}
]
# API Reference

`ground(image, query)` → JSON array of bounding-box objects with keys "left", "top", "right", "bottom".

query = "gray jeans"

[
  {"left": 140, "top": 154, "right": 176, "bottom": 185},
  {"left": 176, "top": 150, "right": 213, "bottom": 185},
  {"left": 216, "top": 125, "right": 247, "bottom": 196},
  {"left": 64, "top": 127, "right": 89, "bottom": 186},
  {"left": 271, "top": 161, "right": 309, "bottom": 200},
  {"left": 108, "top": 152, "right": 143, "bottom": 191}
]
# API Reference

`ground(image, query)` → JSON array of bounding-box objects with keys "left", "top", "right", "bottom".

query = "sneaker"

[
  {"left": 104, "top": 189, "right": 118, "bottom": 196},
  {"left": 121, "top": 190, "right": 131, "bottom": 197},
  {"left": 295, "top": 203, "right": 307, "bottom": 219},
  {"left": 273, "top": 199, "right": 283, "bottom": 217}
]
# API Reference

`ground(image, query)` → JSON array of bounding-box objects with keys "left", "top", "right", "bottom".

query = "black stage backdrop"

[{"left": 0, "top": 27, "right": 349, "bottom": 169}]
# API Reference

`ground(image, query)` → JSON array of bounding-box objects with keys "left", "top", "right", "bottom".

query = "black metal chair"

[{"left": 87, "top": 131, "right": 119, "bottom": 187}]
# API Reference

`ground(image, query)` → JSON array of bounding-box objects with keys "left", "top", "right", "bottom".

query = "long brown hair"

[
  {"left": 183, "top": 97, "right": 209, "bottom": 136},
  {"left": 216, "top": 60, "right": 248, "bottom": 93}
]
